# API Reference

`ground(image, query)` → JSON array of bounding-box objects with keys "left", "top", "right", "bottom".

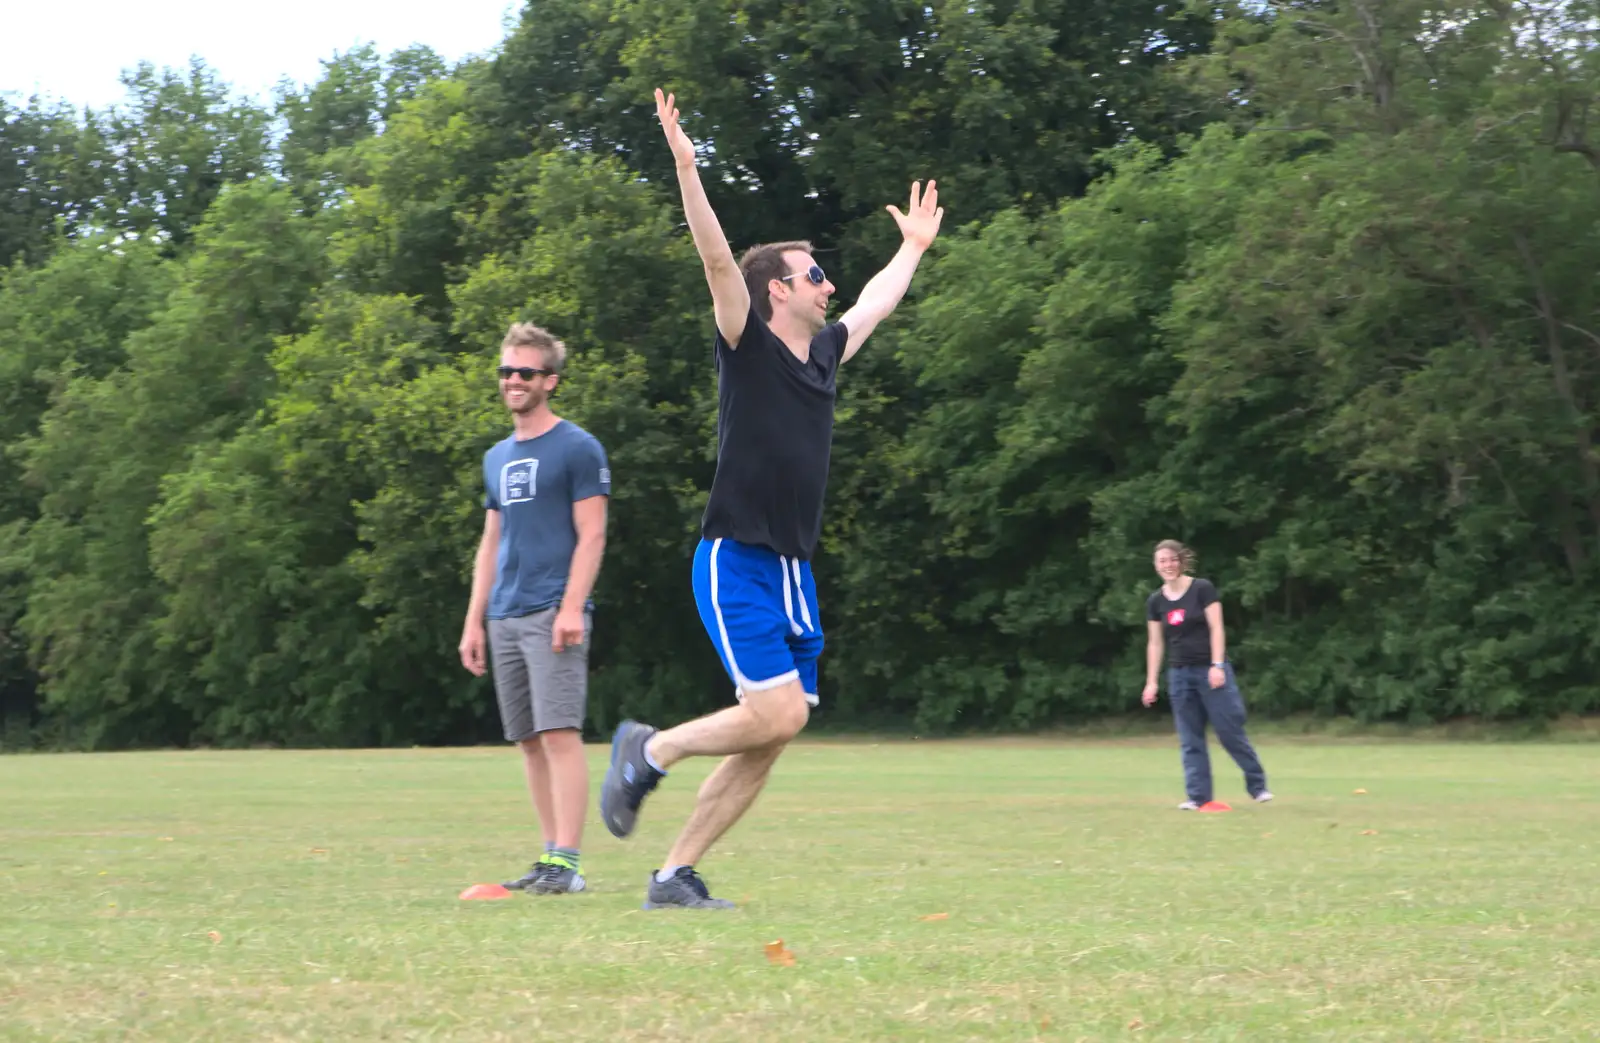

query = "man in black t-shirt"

[{"left": 598, "top": 88, "right": 945, "bottom": 909}]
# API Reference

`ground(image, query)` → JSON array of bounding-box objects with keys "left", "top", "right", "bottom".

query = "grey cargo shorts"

[{"left": 488, "top": 606, "right": 591, "bottom": 741}]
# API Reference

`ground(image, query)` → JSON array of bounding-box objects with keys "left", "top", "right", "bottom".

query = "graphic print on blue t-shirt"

[
  {"left": 499, "top": 457, "right": 539, "bottom": 505},
  {"left": 481, "top": 420, "right": 610, "bottom": 620}
]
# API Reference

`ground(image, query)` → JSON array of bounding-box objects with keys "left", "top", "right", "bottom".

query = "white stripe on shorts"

[
  {"left": 779, "top": 554, "right": 803, "bottom": 636},
  {"left": 711, "top": 538, "right": 799, "bottom": 693},
  {"left": 791, "top": 558, "right": 814, "bottom": 633}
]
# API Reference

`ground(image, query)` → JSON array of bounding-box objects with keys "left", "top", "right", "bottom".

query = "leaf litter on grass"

[{"left": 3, "top": 742, "right": 1599, "bottom": 1041}]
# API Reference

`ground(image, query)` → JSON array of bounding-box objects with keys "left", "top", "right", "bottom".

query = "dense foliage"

[{"left": 4, "top": 1, "right": 1598, "bottom": 748}]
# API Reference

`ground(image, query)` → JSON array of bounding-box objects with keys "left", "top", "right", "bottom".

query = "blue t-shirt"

[{"left": 481, "top": 420, "right": 611, "bottom": 620}]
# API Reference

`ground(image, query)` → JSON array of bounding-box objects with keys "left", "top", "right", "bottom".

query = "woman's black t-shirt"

[{"left": 1146, "top": 578, "right": 1219, "bottom": 667}]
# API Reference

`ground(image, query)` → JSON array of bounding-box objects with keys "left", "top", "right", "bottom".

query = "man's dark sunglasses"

[
  {"left": 780, "top": 264, "right": 827, "bottom": 286},
  {"left": 498, "top": 365, "right": 552, "bottom": 380}
]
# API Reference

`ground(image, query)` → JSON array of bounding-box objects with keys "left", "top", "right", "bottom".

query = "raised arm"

[
  {"left": 839, "top": 180, "right": 944, "bottom": 364},
  {"left": 656, "top": 88, "right": 750, "bottom": 347}
]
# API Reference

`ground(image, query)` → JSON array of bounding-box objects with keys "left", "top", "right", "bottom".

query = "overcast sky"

[{"left": 3, "top": 0, "right": 522, "bottom": 111}]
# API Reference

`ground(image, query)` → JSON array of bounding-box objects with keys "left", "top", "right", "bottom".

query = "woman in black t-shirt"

[{"left": 1142, "top": 540, "right": 1272, "bottom": 810}]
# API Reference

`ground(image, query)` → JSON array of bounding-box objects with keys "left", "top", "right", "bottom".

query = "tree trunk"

[{"left": 1515, "top": 231, "right": 1600, "bottom": 562}]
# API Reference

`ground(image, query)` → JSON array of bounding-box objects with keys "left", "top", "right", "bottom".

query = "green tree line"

[{"left": 3, "top": 1, "right": 1598, "bottom": 750}]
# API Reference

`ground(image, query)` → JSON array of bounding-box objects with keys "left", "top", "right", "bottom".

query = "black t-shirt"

[
  {"left": 700, "top": 301, "right": 847, "bottom": 561},
  {"left": 1146, "top": 578, "right": 1220, "bottom": 667}
]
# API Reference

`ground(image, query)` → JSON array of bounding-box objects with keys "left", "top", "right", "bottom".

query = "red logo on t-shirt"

[{"left": 1166, "top": 609, "right": 1186, "bottom": 626}]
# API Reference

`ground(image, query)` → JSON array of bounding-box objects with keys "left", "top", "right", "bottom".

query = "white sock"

[
  {"left": 655, "top": 864, "right": 688, "bottom": 883},
  {"left": 643, "top": 739, "right": 665, "bottom": 775}
]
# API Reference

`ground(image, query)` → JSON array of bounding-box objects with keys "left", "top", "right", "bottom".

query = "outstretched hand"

[
  {"left": 655, "top": 88, "right": 696, "bottom": 167},
  {"left": 887, "top": 180, "right": 943, "bottom": 250}
]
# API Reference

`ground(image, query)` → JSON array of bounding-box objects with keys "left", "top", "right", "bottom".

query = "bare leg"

[
  {"left": 653, "top": 682, "right": 808, "bottom": 869},
  {"left": 647, "top": 680, "right": 811, "bottom": 770},
  {"left": 664, "top": 741, "right": 786, "bottom": 868},
  {"left": 600, "top": 680, "right": 811, "bottom": 855},
  {"left": 517, "top": 738, "right": 555, "bottom": 847},
  {"left": 537, "top": 727, "right": 589, "bottom": 850}
]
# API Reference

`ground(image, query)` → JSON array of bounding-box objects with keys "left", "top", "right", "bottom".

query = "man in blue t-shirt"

[
  {"left": 459, "top": 322, "right": 610, "bottom": 897},
  {"left": 598, "top": 88, "right": 945, "bottom": 910}
]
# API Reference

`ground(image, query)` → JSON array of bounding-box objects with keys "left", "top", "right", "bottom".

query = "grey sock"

[{"left": 551, "top": 846, "right": 581, "bottom": 870}]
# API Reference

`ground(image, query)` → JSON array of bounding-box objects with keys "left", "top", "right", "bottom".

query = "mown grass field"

[{"left": 2, "top": 738, "right": 1596, "bottom": 1041}]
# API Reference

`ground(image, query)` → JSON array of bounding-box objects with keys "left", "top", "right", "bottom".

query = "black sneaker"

[
  {"left": 599, "top": 720, "right": 664, "bottom": 839},
  {"left": 531, "top": 853, "right": 587, "bottom": 895},
  {"left": 643, "top": 866, "right": 736, "bottom": 910},
  {"left": 502, "top": 857, "right": 551, "bottom": 891}
]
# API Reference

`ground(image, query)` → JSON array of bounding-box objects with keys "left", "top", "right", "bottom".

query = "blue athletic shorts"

[{"left": 691, "top": 537, "right": 823, "bottom": 706}]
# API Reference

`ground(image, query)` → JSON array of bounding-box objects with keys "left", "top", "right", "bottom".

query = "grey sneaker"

[
  {"left": 532, "top": 854, "right": 587, "bottom": 895},
  {"left": 1177, "top": 800, "right": 1201, "bottom": 811},
  {"left": 1253, "top": 790, "right": 1274, "bottom": 803},
  {"left": 600, "top": 720, "right": 664, "bottom": 839},
  {"left": 643, "top": 867, "right": 736, "bottom": 910}
]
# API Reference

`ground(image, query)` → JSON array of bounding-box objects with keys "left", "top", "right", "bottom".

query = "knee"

[
  {"left": 743, "top": 689, "right": 809, "bottom": 746},
  {"left": 765, "top": 694, "right": 810, "bottom": 745},
  {"left": 537, "top": 727, "right": 582, "bottom": 753},
  {"left": 1217, "top": 719, "right": 1249, "bottom": 744},
  {"left": 517, "top": 737, "right": 544, "bottom": 761}
]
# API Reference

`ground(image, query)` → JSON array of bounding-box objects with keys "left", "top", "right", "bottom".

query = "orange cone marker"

[{"left": 459, "top": 883, "right": 514, "bottom": 900}]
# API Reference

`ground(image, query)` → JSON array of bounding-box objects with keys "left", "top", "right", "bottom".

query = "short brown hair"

[
  {"left": 1154, "top": 539, "right": 1196, "bottom": 573},
  {"left": 501, "top": 322, "right": 567, "bottom": 373},
  {"left": 739, "top": 240, "right": 814, "bottom": 321}
]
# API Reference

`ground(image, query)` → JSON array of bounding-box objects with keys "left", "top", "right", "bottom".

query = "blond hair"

[{"left": 501, "top": 322, "right": 567, "bottom": 373}]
